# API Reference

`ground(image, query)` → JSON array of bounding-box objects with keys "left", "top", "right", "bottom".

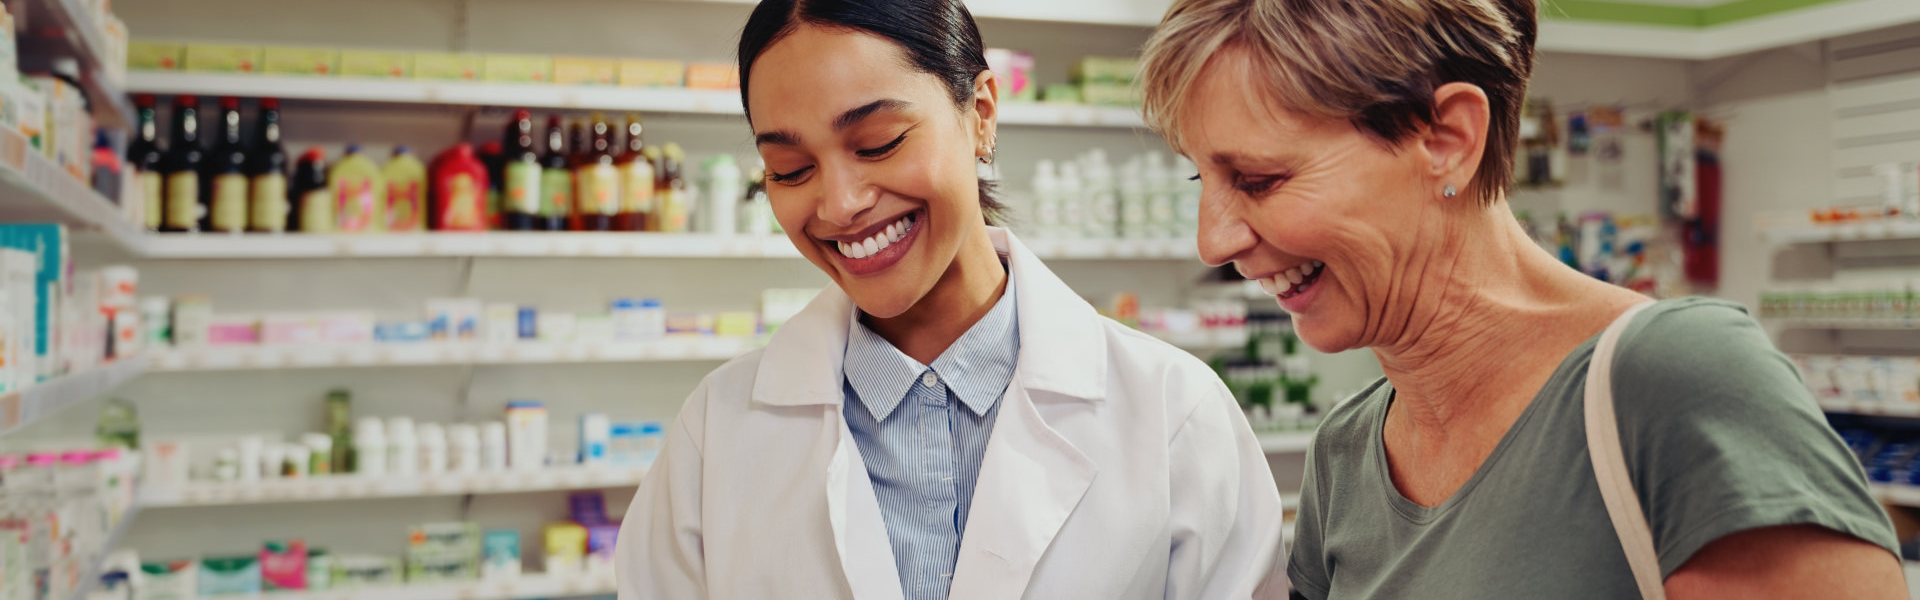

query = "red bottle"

[{"left": 428, "top": 143, "right": 491, "bottom": 231}]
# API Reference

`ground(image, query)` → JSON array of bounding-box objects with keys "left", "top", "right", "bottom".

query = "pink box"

[
  {"left": 260, "top": 314, "right": 321, "bottom": 345},
  {"left": 207, "top": 317, "right": 260, "bottom": 345}
]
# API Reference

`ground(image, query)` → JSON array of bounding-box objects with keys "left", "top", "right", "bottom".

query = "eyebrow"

[{"left": 753, "top": 98, "right": 913, "bottom": 148}]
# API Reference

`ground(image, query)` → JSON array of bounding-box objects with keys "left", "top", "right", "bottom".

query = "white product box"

[{"left": 0, "top": 250, "right": 35, "bottom": 392}]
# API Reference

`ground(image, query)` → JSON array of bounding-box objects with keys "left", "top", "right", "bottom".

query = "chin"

[
  {"left": 846, "top": 288, "right": 917, "bottom": 319},
  {"left": 1294, "top": 320, "right": 1358, "bottom": 354}
]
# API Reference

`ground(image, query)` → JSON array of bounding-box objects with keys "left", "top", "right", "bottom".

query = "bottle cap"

[
  {"left": 301, "top": 148, "right": 326, "bottom": 162},
  {"left": 261, "top": 98, "right": 279, "bottom": 110},
  {"left": 220, "top": 96, "right": 241, "bottom": 109},
  {"left": 394, "top": 145, "right": 410, "bottom": 155},
  {"left": 176, "top": 94, "right": 198, "bottom": 106},
  {"left": 345, "top": 143, "right": 362, "bottom": 154}
]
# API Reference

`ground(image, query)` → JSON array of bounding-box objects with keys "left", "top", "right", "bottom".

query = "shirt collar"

[{"left": 843, "top": 270, "right": 1020, "bottom": 422}]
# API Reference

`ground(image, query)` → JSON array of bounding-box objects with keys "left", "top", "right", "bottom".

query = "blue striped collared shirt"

[{"left": 842, "top": 274, "right": 1019, "bottom": 600}]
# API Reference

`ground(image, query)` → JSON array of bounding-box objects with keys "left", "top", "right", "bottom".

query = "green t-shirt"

[{"left": 1287, "top": 298, "right": 1898, "bottom": 599}]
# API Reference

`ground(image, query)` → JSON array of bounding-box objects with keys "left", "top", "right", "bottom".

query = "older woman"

[{"left": 1140, "top": 0, "right": 1904, "bottom": 598}]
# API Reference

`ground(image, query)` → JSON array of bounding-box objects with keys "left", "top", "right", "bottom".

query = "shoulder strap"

[{"left": 1584, "top": 301, "right": 1665, "bottom": 600}]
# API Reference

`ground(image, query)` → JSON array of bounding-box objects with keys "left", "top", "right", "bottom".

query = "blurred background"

[{"left": 0, "top": 0, "right": 1913, "bottom": 598}]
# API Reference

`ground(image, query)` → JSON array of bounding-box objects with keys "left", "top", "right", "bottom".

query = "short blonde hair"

[{"left": 1140, "top": 0, "right": 1537, "bottom": 205}]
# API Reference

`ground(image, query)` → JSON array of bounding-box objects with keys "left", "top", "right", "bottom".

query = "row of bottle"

[
  {"left": 1024, "top": 150, "right": 1201, "bottom": 241},
  {"left": 125, "top": 96, "right": 766, "bottom": 234}
]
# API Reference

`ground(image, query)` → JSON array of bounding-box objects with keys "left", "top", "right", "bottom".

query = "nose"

[
  {"left": 816, "top": 160, "right": 878, "bottom": 228},
  {"left": 1195, "top": 185, "right": 1257, "bottom": 268}
]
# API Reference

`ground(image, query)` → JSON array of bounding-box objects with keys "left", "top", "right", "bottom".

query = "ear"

[
  {"left": 1421, "top": 82, "right": 1491, "bottom": 197},
  {"left": 971, "top": 70, "right": 1000, "bottom": 155}
]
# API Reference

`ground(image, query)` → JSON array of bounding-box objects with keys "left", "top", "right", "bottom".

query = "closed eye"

[
  {"left": 856, "top": 132, "right": 909, "bottom": 159},
  {"left": 1234, "top": 174, "right": 1288, "bottom": 196},
  {"left": 768, "top": 166, "right": 814, "bottom": 185}
]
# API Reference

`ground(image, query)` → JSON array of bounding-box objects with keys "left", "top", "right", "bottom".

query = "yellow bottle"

[
  {"left": 382, "top": 146, "right": 428, "bottom": 232},
  {"left": 329, "top": 144, "right": 387, "bottom": 233}
]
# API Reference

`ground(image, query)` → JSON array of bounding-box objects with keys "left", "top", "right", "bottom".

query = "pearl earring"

[{"left": 1442, "top": 184, "right": 1457, "bottom": 198}]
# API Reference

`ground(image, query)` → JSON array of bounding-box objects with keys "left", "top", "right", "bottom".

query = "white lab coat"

[{"left": 616, "top": 227, "right": 1287, "bottom": 600}]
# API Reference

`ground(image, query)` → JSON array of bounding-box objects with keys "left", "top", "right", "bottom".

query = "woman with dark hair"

[{"left": 613, "top": 1, "right": 1287, "bottom": 599}]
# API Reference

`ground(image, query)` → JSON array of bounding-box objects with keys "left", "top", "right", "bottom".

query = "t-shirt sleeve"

[
  {"left": 1609, "top": 299, "right": 1900, "bottom": 577},
  {"left": 1285, "top": 436, "right": 1332, "bottom": 599}
]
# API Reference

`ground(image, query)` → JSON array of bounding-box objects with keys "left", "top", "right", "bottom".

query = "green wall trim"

[{"left": 1540, "top": 0, "right": 1858, "bottom": 28}]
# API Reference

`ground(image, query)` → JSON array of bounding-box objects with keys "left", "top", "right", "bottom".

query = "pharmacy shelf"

[
  {"left": 1258, "top": 431, "right": 1314, "bottom": 454},
  {"left": 240, "top": 574, "right": 616, "bottom": 600},
  {"left": 66, "top": 502, "right": 141, "bottom": 600},
  {"left": 1147, "top": 327, "right": 1248, "bottom": 351},
  {"left": 134, "top": 232, "right": 1200, "bottom": 261},
  {"left": 0, "top": 356, "right": 148, "bottom": 438},
  {"left": 148, "top": 338, "right": 762, "bottom": 372},
  {"left": 0, "top": 126, "right": 144, "bottom": 251},
  {"left": 1767, "top": 317, "right": 1920, "bottom": 330},
  {"left": 1819, "top": 400, "right": 1920, "bottom": 418},
  {"left": 16, "top": 0, "right": 134, "bottom": 128},
  {"left": 125, "top": 72, "right": 1147, "bottom": 129},
  {"left": 1759, "top": 220, "right": 1920, "bottom": 245},
  {"left": 1871, "top": 484, "right": 1920, "bottom": 508},
  {"left": 141, "top": 466, "right": 649, "bottom": 507}
]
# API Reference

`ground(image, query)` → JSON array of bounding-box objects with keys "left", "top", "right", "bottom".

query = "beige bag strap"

[{"left": 1584, "top": 302, "right": 1665, "bottom": 600}]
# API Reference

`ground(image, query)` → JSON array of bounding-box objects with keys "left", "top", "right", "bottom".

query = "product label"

[
  {"left": 658, "top": 189, "right": 688, "bottom": 232},
  {"left": 504, "top": 162, "right": 540, "bottom": 214},
  {"left": 209, "top": 173, "right": 249, "bottom": 232},
  {"left": 138, "top": 171, "right": 163, "bottom": 230},
  {"left": 299, "top": 190, "right": 333, "bottom": 233},
  {"left": 574, "top": 164, "right": 619, "bottom": 216},
  {"left": 621, "top": 162, "right": 656, "bottom": 215},
  {"left": 164, "top": 171, "right": 201, "bottom": 230},
  {"left": 249, "top": 174, "right": 289, "bottom": 232},
  {"left": 336, "top": 180, "right": 379, "bottom": 231},
  {"left": 540, "top": 169, "right": 572, "bottom": 218},
  {"left": 442, "top": 174, "right": 486, "bottom": 230},
  {"left": 388, "top": 180, "right": 423, "bottom": 231}
]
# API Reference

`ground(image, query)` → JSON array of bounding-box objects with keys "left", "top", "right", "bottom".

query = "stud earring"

[{"left": 1442, "top": 184, "right": 1458, "bottom": 198}]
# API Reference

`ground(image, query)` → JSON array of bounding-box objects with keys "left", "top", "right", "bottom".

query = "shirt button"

[{"left": 921, "top": 371, "right": 938, "bottom": 387}]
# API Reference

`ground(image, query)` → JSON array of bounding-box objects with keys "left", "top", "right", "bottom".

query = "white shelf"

[
  {"left": 124, "top": 72, "right": 1148, "bottom": 130},
  {"left": 1147, "top": 327, "right": 1247, "bottom": 351},
  {"left": 1820, "top": 400, "right": 1920, "bottom": 418},
  {"left": 149, "top": 339, "right": 761, "bottom": 372},
  {"left": 0, "top": 126, "right": 144, "bottom": 251},
  {"left": 238, "top": 574, "right": 615, "bottom": 600},
  {"left": 1871, "top": 484, "right": 1920, "bottom": 508},
  {"left": 1258, "top": 431, "right": 1313, "bottom": 454},
  {"left": 17, "top": 0, "right": 134, "bottom": 128},
  {"left": 1768, "top": 317, "right": 1920, "bottom": 330},
  {"left": 1759, "top": 220, "right": 1920, "bottom": 245},
  {"left": 0, "top": 356, "right": 148, "bottom": 437},
  {"left": 141, "top": 466, "right": 648, "bottom": 507},
  {"left": 133, "top": 232, "right": 1198, "bottom": 261}
]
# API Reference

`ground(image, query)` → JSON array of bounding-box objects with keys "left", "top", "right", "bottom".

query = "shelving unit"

[
  {"left": 1258, "top": 431, "right": 1313, "bottom": 454},
  {"left": 133, "top": 232, "right": 1198, "bottom": 261},
  {"left": 124, "top": 72, "right": 1147, "bottom": 129},
  {"left": 0, "top": 126, "right": 143, "bottom": 252},
  {"left": 15, "top": 0, "right": 133, "bottom": 128},
  {"left": 1759, "top": 220, "right": 1920, "bottom": 245},
  {"left": 1819, "top": 400, "right": 1920, "bottom": 418},
  {"left": 235, "top": 573, "right": 616, "bottom": 600},
  {"left": 1767, "top": 317, "right": 1920, "bottom": 331},
  {"left": 148, "top": 339, "right": 763, "bottom": 372},
  {"left": 1146, "top": 327, "right": 1247, "bottom": 352},
  {"left": 0, "top": 356, "right": 148, "bottom": 437},
  {"left": 1871, "top": 484, "right": 1920, "bottom": 508},
  {"left": 141, "top": 466, "right": 648, "bottom": 507},
  {"left": 65, "top": 502, "right": 141, "bottom": 600}
]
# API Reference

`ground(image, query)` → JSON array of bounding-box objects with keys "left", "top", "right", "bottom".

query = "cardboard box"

[
  {"left": 552, "top": 56, "right": 616, "bottom": 86},
  {"left": 0, "top": 225, "right": 68, "bottom": 382},
  {"left": 413, "top": 52, "right": 481, "bottom": 81},
  {"left": 617, "top": 59, "right": 684, "bottom": 88},
  {"left": 1079, "top": 82, "right": 1140, "bottom": 107},
  {"left": 339, "top": 50, "right": 412, "bottom": 79},
  {"left": 483, "top": 54, "right": 553, "bottom": 84},
  {"left": 128, "top": 41, "right": 184, "bottom": 71},
  {"left": 183, "top": 43, "right": 261, "bottom": 73},
  {"left": 1070, "top": 56, "right": 1139, "bottom": 85},
  {"left": 261, "top": 46, "right": 338, "bottom": 76},
  {"left": 685, "top": 62, "right": 738, "bottom": 90}
]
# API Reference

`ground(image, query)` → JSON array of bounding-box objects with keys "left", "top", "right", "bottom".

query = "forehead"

[
  {"left": 746, "top": 24, "right": 937, "bottom": 132},
  {"left": 1178, "top": 47, "right": 1334, "bottom": 157}
]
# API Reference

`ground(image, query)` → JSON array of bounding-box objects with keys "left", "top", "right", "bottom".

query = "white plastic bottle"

[
  {"left": 1083, "top": 150, "right": 1119, "bottom": 240},
  {"left": 480, "top": 421, "right": 509, "bottom": 471},
  {"left": 448, "top": 424, "right": 481, "bottom": 473},
  {"left": 418, "top": 423, "right": 448, "bottom": 474},
  {"left": 1057, "top": 162, "right": 1086, "bottom": 240},
  {"left": 1118, "top": 157, "right": 1149, "bottom": 240},
  {"left": 386, "top": 417, "right": 417, "bottom": 477},
  {"left": 1030, "top": 159, "right": 1060, "bottom": 240},
  {"left": 353, "top": 418, "right": 387, "bottom": 477},
  {"left": 704, "top": 154, "right": 740, "bottom": 237},
  {"left": 1144, "top": 153, "right": 1177, "bottom": 239}
]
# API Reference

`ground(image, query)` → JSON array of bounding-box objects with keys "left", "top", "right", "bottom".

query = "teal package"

[
  {"left": 0, "top": 224, "right": 66, "bottom": 381},
  {"left": 198, "top": 555, "right": 262, "bottom": 596},
  {"left": 483, "top": 529, "right": 520, "bottom": 566}
]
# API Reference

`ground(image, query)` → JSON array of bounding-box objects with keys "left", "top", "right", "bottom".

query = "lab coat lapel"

[
  {"left": 947, "top": 382, "right": 1097, "bottom": 599},
  {"left": 826, "top": 407, "right": 905, "bottom": 600}
]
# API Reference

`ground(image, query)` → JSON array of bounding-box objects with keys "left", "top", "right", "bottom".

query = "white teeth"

[
  {"left": 834, "top": 214, "right": 916, "bottom": 259},
  {"left": 1272, "top": 274, "right": 1294, "bottom": 295},
  {"left": 1313, "top": 260, "right": 1324, "bottom": 268},
  {"left": 839, "top": 241, "right": 854, "bottom": 257},
  {"left": 1285, "top": 269, "right": 1304, "bottom": 285},
  {"left": 886, "top": 223, "right": 900, "bottom": 242},
  {"left": 1257, "top": 277, "right": 1278, "bottom": 296},
  {"left": 862, "top": 238, "right": 878, "bottom": 257},
  {"left": 1301, "top": 262, "right": 1316, "bottom": 276}
]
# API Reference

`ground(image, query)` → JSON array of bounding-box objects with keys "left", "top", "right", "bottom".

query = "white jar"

[
  {"left": 418, "top": 423, "right": 447, "bottom": 474},
  {"left": 504, "top": 401, "right": 548, "bottom": 471},
  {"left": 353, "top": 418, "right": 387, "bottom": 477},
  {"left": 480, "top": 422, "right": 509, "bottom": 471},
  {"left": 448, "top": 424, "right": 481, "bottom": 473},
  {"left": 386, "top": 417, "right": 417, "bottom": 476}
]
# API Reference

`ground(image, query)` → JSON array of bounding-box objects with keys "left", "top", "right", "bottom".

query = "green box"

[
  {"left": 183, "top": 43, "right": 261, "bottom": 74},
  {"left": 1079, "top": 82, "right": 1140, "bottom": 107},
  {"left": 261, "top": 46, "right": 339, "bottom": 76},
  {"left": 483, "top": 54, "right": 553, "bottom": 84},
  {"left": 129, "top": 41, "right": 184, "bottom": 71},
  {"left": 413, "top": 52, "right": 481, "bottom": 81},
  {"left": 339, "top": 50, "right": 413, "bottom": 78},
  {"left": 1070, "top": 56, "right": 1139, "bottom": 85}
]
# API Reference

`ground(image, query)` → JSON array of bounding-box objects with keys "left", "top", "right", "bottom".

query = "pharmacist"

[{"left": 614, "top": 0, "right": 1284, "bottom": 598}]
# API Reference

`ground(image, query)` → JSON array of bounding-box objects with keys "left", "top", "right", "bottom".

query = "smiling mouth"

[
  {"left": 831, "top": 211, "right": 917, "bottom": 259},
  {"left": 1255, "top": 260, "right": 1325, "bottom": 299}
]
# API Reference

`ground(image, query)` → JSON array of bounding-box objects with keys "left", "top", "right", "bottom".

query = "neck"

[
  {"left": 865, "top": 226, "right": 1008, "bottom": 365},
  {"left": 1372, "top": 198, "right": 1634, "bottom": 432}
]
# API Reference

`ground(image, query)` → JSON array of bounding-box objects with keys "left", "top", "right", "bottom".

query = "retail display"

[
  {"left": 132, "top": 42, "right": 727, "bottom": 91},
  {"left": 1760, "top": 281, "right": 1918, "bottom": 323},
  {"left": 1021, "top": 150, "right": 1198, "bottom": 241},
  {"left": 1794, "top": 355, "right": 1920, "bottom": 410},
  {"left": 0, "top": 447, "right": 141, "bottom": 600}
]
